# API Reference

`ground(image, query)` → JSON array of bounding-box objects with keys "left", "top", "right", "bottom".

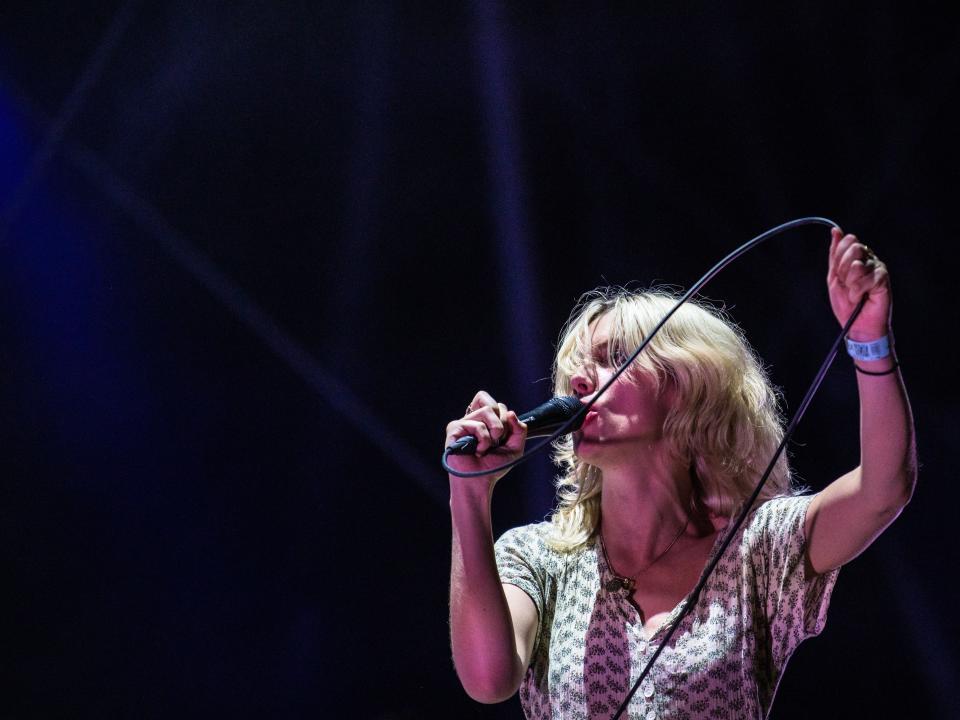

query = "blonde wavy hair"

[{"left": 547, "top": 287, "right": 797, "bottom": 551}]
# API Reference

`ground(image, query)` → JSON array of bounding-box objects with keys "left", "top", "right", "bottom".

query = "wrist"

[
  {"left": 449, "top": 479, "right": 496, "bottom": 508},
  {"left": 846, "top": 329, "right": 899, "bottom": 376},
  {"left": 845, "top": 334, "right": 892, "bottom": 361},
  {"left": 845, "top": 324, "right": 891, "bottom": 343}
]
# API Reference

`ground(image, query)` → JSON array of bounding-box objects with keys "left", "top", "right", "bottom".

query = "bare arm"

[
  {"left": 447, "top": 392, "right": 538, "bottom": 703},
  {"left": 805, "top": 228, "right": 917, "bottom": 574}
]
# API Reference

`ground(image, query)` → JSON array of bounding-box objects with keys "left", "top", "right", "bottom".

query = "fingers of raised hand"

[
  {"left": 828, "top": 227, "right": 844, "bottom": 274},
  {"left": 845, "top": 260, "right": 889, "bottom": 304},
  {"left": 831, "top": 234, "right": 877, "bottom": 279},
  {"left": 829, "top": 232, "right": 857, "bottom": 276},
  {"left": 833, "top": 242, "right": 887, "bottom": 303},
  {"left": 836, "top": 235, "right": 863, "bottom": 273},
  {"left": 829, "top": 226, "right": 843, "bottom": 255}
]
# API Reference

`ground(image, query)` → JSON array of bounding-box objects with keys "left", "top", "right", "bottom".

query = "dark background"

[{"left": 1, "top": 2, "right": 957, "bottom": 718}]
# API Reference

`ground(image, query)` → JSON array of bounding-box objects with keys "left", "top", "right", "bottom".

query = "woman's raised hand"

[{"left": 827, "top": 226, "right": 891, "bottom": 340}]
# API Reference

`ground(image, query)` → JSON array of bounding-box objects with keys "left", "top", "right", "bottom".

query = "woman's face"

[{"left": 569, "top": 311, "right": 675, "bottom": 465}]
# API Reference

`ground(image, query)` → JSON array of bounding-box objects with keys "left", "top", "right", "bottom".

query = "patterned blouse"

[{"left": 494, "top": 495, "right": 839, "bottom": 719}]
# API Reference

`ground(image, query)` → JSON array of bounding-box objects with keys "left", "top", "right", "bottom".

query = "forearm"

[
  {"left": 852, "top": 334, "right": 917, "bottom": 512},
  {"left": 449, "top": 484, "right": 524, "bottom": 702},
  {"left": 808, "top": 231, "right": 915, "bottom": 573}
]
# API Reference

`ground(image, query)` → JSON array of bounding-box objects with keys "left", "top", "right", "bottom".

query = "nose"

[{"left": 569, "top": 364, "right": 595, "bottom": 399}]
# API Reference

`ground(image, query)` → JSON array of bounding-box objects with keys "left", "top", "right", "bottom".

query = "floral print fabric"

[{"left": 494, "top": 495, "right": 839, "bottom": 719}]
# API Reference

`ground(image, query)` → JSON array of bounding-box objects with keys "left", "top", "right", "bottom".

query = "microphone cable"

[{"left": 443, "top": 216, "right": 844, "bottom": 479}]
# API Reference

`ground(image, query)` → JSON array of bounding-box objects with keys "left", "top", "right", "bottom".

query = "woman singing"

[{"left": 446, "top": 228, "right": 916, "bottom": 719}]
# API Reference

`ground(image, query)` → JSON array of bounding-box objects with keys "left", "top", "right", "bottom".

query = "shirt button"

[
  {"left": 638, "top": 641, "right": 647, "bottom": 653},
  {"left": 643, "top": 681, "right": 655, "bottom": 698},
  {"left": 645, "top": 709, "right": 656, "bottom": 720}
]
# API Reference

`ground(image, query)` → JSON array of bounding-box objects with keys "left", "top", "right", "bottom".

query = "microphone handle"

[
  {"left": 446, "top": 418, "right": 571, "bottom": 456},
  {"left": 446, "top": 436, "right": 480, "bottom": 456}
]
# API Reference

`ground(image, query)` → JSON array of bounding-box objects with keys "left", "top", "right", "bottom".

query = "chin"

[{"left": 572, "top": 434, "right": 601, "bottom": 459}]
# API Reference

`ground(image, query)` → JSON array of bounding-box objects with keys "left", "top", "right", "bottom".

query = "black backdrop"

[{"left": 2, "top": 2, "right": 958, "bottom": 718}]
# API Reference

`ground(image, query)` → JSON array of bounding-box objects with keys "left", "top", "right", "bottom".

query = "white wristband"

[{"left": 845, "top": 335, "right": 890, "bottom": 361}]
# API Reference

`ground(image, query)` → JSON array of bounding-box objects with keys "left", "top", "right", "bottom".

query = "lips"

[{"left": 581, "top": 410, "right": 599, "bottom": 428}]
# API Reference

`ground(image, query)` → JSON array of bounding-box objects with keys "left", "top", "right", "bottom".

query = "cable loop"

[{"left": 443, "top": 217, "right": 839, "bottom": 478}]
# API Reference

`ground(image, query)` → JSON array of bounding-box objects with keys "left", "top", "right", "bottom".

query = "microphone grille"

[{"left": 555, "top": 395, "right": 583, "bottom": 417}]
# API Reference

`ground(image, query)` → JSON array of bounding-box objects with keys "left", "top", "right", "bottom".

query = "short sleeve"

[
  {"left": 748, "top": 494, "right": 840, "bottom": 668},
  {"left": 494, "top": 524, "right": 549, "bottom": 624}
]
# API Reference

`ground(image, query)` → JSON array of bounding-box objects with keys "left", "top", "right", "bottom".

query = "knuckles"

[{"left": 446, "top": 392, "right": 529, "bottom": 459}]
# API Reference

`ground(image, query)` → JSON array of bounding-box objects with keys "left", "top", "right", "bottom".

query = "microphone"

[{"left": 446, "top": 395, "right": 585, "bottom": 456}]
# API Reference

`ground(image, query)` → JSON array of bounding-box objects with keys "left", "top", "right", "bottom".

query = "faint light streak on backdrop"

[
  {"left": 0, "top": 86, "right": 147, "bottom": 463},
  {"left": 0, "top": 0, "right": 142, "bottom": 244},
  {"left": 0, "top": 6, "right": 441, "bottom": 503},
  {"left": 60, "top": 140, "right": 444, "bottom": 504},
  {"left": 471, "top": 0, "right": 553, "bottom": 515}
]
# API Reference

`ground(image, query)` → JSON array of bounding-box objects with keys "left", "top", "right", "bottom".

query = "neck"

[{"left": 597, "top": 447, "right": 696, "bottom": 570}]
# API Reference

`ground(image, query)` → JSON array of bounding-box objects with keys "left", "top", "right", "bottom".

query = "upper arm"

[
  {"left": 503, "top": 583, "right": 539, "bottom": 674},
  {"left": 805, "top": 467, "right": 906, "bottom": 575}
]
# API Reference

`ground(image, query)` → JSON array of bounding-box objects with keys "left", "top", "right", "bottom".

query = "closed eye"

[
  {"left": 592, "top": 344, "right": 628, "bottom": 368},
  {"left": 591, "top": 346, "right": 610, "bottom": 366}
]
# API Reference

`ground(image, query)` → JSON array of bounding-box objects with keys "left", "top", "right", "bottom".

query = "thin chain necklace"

[{"left": 599, "top": 517, "right": 690, "bottom": 593}]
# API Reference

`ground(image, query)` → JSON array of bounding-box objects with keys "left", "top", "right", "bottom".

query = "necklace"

[{"left": 599, "top": 517, "right": 690, "bottom": 593}]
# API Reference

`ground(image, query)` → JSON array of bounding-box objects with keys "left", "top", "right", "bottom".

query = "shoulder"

[
  {"left": 495, "top": 521, "right": 554, "bottom": 557},
  {"left": 738, "top": 494, "right": 817, "bottom": 562},
  {"left": 747, "top": 494, "right": 815, "bottom": 534},
  {"left": 495, "top": 521, "right": 588, "bottom": 574}
]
